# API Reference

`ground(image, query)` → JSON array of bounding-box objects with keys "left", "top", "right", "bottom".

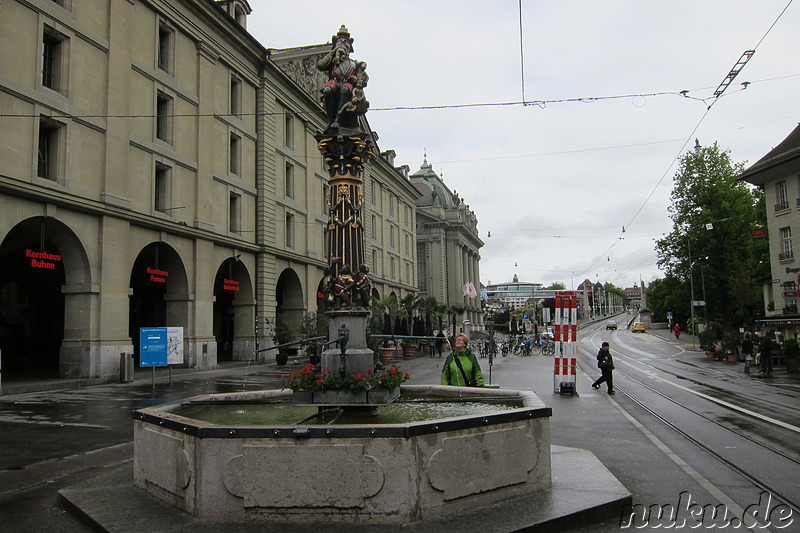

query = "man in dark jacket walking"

[{"left": 591, "top": 341, "right": 615, "bottom": 394}]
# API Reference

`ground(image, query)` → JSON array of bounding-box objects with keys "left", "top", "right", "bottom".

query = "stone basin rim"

[{"left": 132, "top": 384, "right": 552, "bottom": 440}]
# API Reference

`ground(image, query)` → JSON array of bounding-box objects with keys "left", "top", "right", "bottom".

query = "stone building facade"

[
  {"left": 409, "top": 157, "right": 484, "bottom": 330},
  {"left": 740, "top": 123, "right": 800, "bottom": 333},
  {"left": 0, "top": 0, "right": 418, "bottom": 382}
]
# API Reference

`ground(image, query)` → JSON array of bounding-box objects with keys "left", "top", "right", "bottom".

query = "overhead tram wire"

[{"left": 574, "top": 0, "right": 794, "bottom": 284}]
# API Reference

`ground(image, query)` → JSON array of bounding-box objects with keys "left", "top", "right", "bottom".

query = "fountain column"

[{"left": 314, "top": 26, "right": 375, "bottom": 377}]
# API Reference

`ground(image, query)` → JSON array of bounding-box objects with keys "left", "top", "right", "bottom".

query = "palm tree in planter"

[
  {"left": 415, "top": 295, "right": 438, "bottom": 354},
  {"left": 371, "top": 295, "right": 398, "bottom": 363},
  {"left": 397, "top": 293, "right": 418, "bottom": 358}
]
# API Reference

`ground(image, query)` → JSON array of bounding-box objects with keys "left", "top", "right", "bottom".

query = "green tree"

[
  {"left": 546, "top": 282, "right": 566, "bottom": 290},
  {"left": 654, "top": 141, "right": 767, "bottom": 331}
]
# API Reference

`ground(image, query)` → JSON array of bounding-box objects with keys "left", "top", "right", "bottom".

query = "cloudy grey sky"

[{"left": 246, "top": 1, "right": 799, "bottom": 290}]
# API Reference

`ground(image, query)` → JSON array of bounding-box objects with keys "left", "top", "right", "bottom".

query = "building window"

[
  {"left": 229, "top": 133, "right": 241, "bottom": 175},
  {"left": 372, "top": 215, "right": 377, "bottom": 239},
  {"left": 371, "top": 178, "right": 378, "bottom": 206},
  {"left": 230, "top": 75, "right": 241, "bottom": 117},
  {"left": 775, "top": 181, "right": 789, "bottom": 211},
  {"left": 372, "top": 250, "right": 378, "bottom": 276},
  {"left": 389, "top": 194, "right": 397, "bottom": 218},
  {"left": 154, "top": 163, "right": 171, "bottom": 213},
  {"left": 285, "top": 212, "right": 295, "bottom": 249},
  {"left": 229, "top": 192, "right": 240, "bottom": 233},
  {"left": 42, "top": 27, "right": 66, "bottom": 92},
  {"left": 37, "top": 117, "right": 62, "bottom": 181},
  {"left": 391, "top": 256, "right": 396, "bottom": 280},
  {"left": 407, "top": 262, "right": 413, "bottom": 285},
  {"left": 284, "top": 112, "right": 294, "bottom": 148},
  {"left": 322, "top": 183, "right": 328, "bottom": 214},
  {"left": 157, "top": 23, "right": 173, "bottom": 73},
  {"left": 779, "top": 227, "right": 793, "bottom": 261},
  {"left": 156, "top": 91, "right": 172, "bottom": 143},
  {"left": 390, "top": 225, "right": 396, "bottom": 248},
  {"left": 285, "top": 162, "right": 294, "bottom": 199}
]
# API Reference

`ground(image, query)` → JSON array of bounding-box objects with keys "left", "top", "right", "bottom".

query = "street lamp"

[{"left": 688, "top": 238, "right": 697, "bottom": 350}]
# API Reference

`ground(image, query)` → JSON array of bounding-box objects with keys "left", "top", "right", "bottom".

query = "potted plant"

[
  {"left": 698, "top": 328, "right": 717, "bottom": 360},
  {"left": 401, "top": 339, "right": 417, "bottom": 359},
  {"left": 722, "top": 331, "right": 740, "bottom": 364},
  {"left": 301, "top": 311, "right": 325, "bottom": 365},
  {"left": 280, "top": 364, "right": 410, "bottom": 406},
  {"left": 272, "top": 314, "right": 295, "bottom": 365},
  {"left": 783, "top": 337, "right": 800, "bottom": 372}
]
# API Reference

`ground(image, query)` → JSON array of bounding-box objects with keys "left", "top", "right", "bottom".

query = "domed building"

[{"left": 410, "top": 156, "right": 484, "bottom": 331}]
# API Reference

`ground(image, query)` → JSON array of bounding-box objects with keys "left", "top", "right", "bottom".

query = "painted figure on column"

[
  {"left": 317, "top": 25, "right": 369, "bottom": 132},
  {"left": 332, "top": 264, "right": 356, "bottom": 308},
  {"left": 353, "top": 264, "right": 371, "bottom": 308}
]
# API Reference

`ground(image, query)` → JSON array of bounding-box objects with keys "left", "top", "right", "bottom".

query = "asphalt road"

[{"left": 1, "top": 322, "right": 799, "bottom": 532}]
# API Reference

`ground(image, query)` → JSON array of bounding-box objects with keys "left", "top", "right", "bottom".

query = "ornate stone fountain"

[{"left": 131, "top": 26, "right": 555, "bottom": 527}]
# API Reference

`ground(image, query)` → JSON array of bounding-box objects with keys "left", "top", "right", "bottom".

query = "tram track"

[
  {"left": 610, "top": 367, "right": 800, "bottom": 515},
  {"left": 577, "top": 326, "right": 800, "bottom": 516}
]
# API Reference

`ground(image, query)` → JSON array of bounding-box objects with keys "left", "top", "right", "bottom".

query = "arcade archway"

[
  {"left": 213, "top": 257, "right": 254, "bottom": 361},
  {"left": 275, "top": 268, "right": 304, "bottom": 337},
  {"left": 128, "top": 243, "right": 188, "bottom": 365},
  {"left": 0, "top": 218, "right": 81, "bottom": 376}
]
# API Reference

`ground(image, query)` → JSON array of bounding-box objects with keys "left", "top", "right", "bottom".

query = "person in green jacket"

[{"left": 441, "top": 333, "right": 485, "bottom": 387}]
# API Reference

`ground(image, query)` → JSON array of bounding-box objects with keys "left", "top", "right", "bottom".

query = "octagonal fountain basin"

[{"left": 132, "top": 384, "right": 552, "bottom": 526}]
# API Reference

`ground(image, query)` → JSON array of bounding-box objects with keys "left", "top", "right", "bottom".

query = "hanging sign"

[
  {"left": 25, "top": 249, "right": 62, "bottom": 270},
  {"left": 146, "top": 267, "right": 168, "bottom": 283},
  {"left": 223, "top": 278, "right": 240, "bottom": 292}
]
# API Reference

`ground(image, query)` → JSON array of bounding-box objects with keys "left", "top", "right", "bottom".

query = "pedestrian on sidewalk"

[
  {"left": 741, "top": 332, "right": 754, "bottom": 374},
  {"left": 591, "top": 341, "right": 615, "bottom": 395},
  {"left": 673, "top": 322, "right": 681, "bottom": 340},
  {"left": 759, "top": 331, "right": 774, "bottom": 375},
  {"left": 441, "top": 333, "right": 484, "bottom": 387},
  {"left": 435, "top": 330, "right": 445, "bottom": 358}
]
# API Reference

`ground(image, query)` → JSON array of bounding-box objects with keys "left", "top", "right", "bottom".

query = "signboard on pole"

[
  {"left": 140, "top": 327, "right": 183, "bottom": 367},
  {"left": 167, "top": 326, "right": 184, "bottom": 365},
  {"left": 140, "top": 328, "right": 167, "bottom": 367}
]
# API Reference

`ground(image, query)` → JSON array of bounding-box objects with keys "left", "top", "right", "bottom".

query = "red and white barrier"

[{"left": 553, "top": 291, "right": 578, "bottom": 394}]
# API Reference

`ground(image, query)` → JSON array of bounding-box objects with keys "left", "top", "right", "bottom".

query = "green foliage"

[
  {"left": 721, "top": 330, "right": 740, "bottom": 354},
  {"left": 546, "top": 282, "right": 566, "bottom": 290},
  {"left": 653, "top": 141, "right": 768, "bottom": 330},
  {"left": 783, "top": 338, "right": 800, "bottom": 359},
  {"left": 272, "top": 314, "right": 295, "bottom": 345},
  {"left": 698, "top": 327, "right": 717, "bottom": 352}
]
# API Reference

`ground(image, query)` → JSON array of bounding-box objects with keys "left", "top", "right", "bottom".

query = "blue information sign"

[{"left": 140, "top": 327, "right": 168, "bottom": 367}]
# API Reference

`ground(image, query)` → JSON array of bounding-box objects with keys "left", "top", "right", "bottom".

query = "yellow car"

[{"left": 632, "top": 322, "right": 646, "bottom": 333}]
